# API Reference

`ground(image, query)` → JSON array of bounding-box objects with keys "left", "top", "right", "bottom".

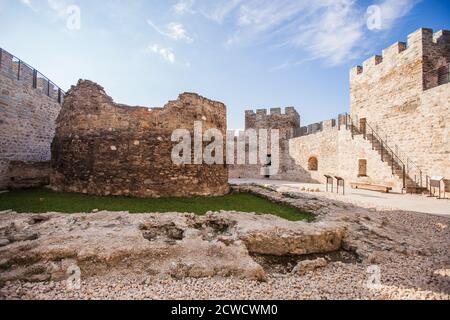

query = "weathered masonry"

[
  {"left": 292, "top": 28, "right": 449, "bottom": 192},
  {"left": 350, "top": 28, "right": 450, "bottom": 191},
  {"left": 1, "top": 27, "right": 448, "bottom": 195},
  {"left": 231, "top": 28, "right": 450, "bottom": 193},
  {"left": 51, "top": 80, "right": 229, "bottom": 198},
  {"left": 0, "top": 48, "right": 63, "bottom": 189},
  {"left": 228, "top": 107, "right": 314, "bottom": 181}
]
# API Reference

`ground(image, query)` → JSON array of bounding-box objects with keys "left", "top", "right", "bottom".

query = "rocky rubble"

[
  {"left": 292, "top": 258, "right": 328, "bottom": 275},
  {"left": 232, "top": 185, "right": 447, "bottom": 261},
  {"left": 0, "top": 210, "right": 346, "bottom": 286},
  {"left": 0, "top": 184, "right": 449, "bottom": 300}
]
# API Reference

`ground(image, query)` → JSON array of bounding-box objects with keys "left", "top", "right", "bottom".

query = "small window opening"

[
  {"left": 358, "top": 159, "right": 367, "bottom": 177},
  {"left": 308, "top": 157, "right": 318, "bottom": 171}
]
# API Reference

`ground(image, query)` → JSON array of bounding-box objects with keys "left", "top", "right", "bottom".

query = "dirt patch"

[{"left": 252, "top": 250, "right": 361, "bottom": 275}]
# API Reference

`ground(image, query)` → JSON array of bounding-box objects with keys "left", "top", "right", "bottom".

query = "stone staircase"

[{"left": 344, "top": 115, "right": 428, "bottom": 194}]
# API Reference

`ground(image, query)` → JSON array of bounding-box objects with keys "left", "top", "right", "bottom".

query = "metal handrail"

[
  {"left": 345, "top": 113, "right": 427, "bottom": 191},
  {"left": 0, "top": 47, "right": 65, "bottom": 103},
  {"left": 364, "top": 120, "right": 405, "bottom": 166},
  {"left": 364, "top": 119, "right": 424, "bottom": 187},
  {"left": 363, "top": 117, "right": 423, "bottom": 175}
]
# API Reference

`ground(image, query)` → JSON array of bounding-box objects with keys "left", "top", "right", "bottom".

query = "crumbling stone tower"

[
  {"left": 51, "top": 80, "right": 229, "bottom": 198},
  {"left": 350, "top": 28, "right": 450, "bottom": 189}
]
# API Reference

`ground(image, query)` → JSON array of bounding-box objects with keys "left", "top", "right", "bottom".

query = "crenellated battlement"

[
  {"left": 0, "top": 48, "right": 65, "bottom": 189},
  {"left": 245, "top": 107, "right": 301, "bottom": 139},
  {"left": 0, "top": 47, "right": 65, "bottom": 104},
  {"left": 299, "top": 122, "right": 324, "bottom": 136},
  {"left": 350, "top": 28, "right": 450, "bottom": 80},
  {"left": 245, "top": 106, "right": 299, "bottom": 117},
  {"left": 349, "top": 27, "right": 450, "bottom": 191},
  {"left": 298, "top": 114, "right": 350, "bottom": 137}
]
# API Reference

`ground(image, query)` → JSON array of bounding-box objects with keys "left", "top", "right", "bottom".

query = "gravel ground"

[
  {"left": 1, "top": 257, "right": 449, "bottom": 300},
  {"left": 0, "top": 185, "right": 449, "bottom": 300}
]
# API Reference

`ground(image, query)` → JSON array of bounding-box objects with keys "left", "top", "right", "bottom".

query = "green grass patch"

[{"left": 0, "top": 188, "right": 313, "bottom": 221}]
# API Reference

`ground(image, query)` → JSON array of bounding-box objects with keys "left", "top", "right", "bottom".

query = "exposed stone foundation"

[
  {"left": 1, "top": 185, "right": 449, "bottom": 300},
  {"left": 5, "top": 161, "right": 51, "bottom": 189},
  {"left": 50, "top": 80, "right": 229, "bottom": 198},
  {"left": 0, "top": 209, "right": 347, "bottom": 284}
]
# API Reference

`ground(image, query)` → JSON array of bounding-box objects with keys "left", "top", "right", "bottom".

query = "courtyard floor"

[
  {"left": 230, "top": 179, "right": 450, "bottom": 216},
  {"left": 0, "top": 183, "right": 449, "bottom": 300}
]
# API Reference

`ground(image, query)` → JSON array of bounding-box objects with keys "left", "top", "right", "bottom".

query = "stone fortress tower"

[
  {"left": 349, "top": 28, "right": 450, "bottom": 191},
  {"left": 0, "top": 49, "right": 230, "bottom": 197},
  {"left": 245, "top": 107, "right": 301, "bottom": 140},
  {"left": 230, "top": 28, "right": 450, "bottom": 193},
  {"left": 229, "top": 107, "right": 316, "bottom": 181},
  {"left": 244, "top": 108, "right": 309, "bottom": 180}
]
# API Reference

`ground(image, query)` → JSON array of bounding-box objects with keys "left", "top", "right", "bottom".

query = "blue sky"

[{"left": 0, "top": 0, "right": 449, "bottom": 129}]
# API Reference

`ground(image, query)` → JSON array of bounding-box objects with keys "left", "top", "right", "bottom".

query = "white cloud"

[
  {"left": 19, "top": 0, "right": 37, "bottom": 11},
  {"left": 372, "top": 0, "right": 420, "bottom": 30},
  {"left": 47, "top": 0, "right": 70, "bottom": 18},
  {"left": 224, "top": 33, "right": 240, "bottom": 47},
  {"left": 19, "top": 0, "right": 74, "bottom": 19},
  {"left": 196, "top": 0, "right": 243, "bottom": 24},
  {"left": 288, "top": 1, "right": 366, "bottom": 65},
  {"left": 147, "top": 19, "right": 194, "bottom": 43},
  {"left": 173, "top": 0, "right": 243, "bottom": 22},
  {"left": 186, "top": 0, "right": 418, "bottom": 66},
  {"left": 224, "top": 0, "right": 366, "bottom": 65},
  {"left": 167, "top": 22, "right": 194, "bottom": 43},
  {"left": 198, "top": 0, "right": 365, "bottom": 64},
  {"left": 173, "top": 0, "right": 195, "bottom": 15},
  {"left": 147, "top": 44, "right": 176, "bottom": 64},
  {"left": 20, "top": 0, "right": 32, "bottom": 7},
  {"left": 237, "top": 1, "right": 310, "bottom": 31}
]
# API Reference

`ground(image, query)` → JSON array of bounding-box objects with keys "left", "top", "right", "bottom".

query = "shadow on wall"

[
  {"left": 1, "top": 161, "right": 51, "bottom": 190},
  {"left": 228, "top": 150, "right": 321, "bottom": 184}
]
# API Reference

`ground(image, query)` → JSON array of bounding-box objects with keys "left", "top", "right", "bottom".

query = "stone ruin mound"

[
  {"left": 0, "top": 211, "right": 345, "bottom": 284},
  {"left": 50, "top": 80, "right": 229, "bottom": 198},
  {"left": 2, "top": 185, "right": 445, "bottom": 287}
]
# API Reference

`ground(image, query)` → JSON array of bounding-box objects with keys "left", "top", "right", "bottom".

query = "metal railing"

[
  {"left": 344, "top": 113, "right": 427, "bottom": 192},
  {"left": 0, "top": 47, "right": 65, "bottom": 104}
]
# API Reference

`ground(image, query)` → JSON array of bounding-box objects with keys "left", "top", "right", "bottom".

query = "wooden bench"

[{"left": 350, "top": 182, "right": 392, "bottom": 193}]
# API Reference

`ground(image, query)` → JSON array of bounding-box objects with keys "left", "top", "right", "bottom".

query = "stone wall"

[
  {"left": 232, "top": 108, "right": 428, "bottom": 193},
  {"left": 6, "top": 161, "right": 52, "bottom": 189},
  {"left": 289, "top": 120, "right": 404, "bottom": 192},
  {"left": 350, "top": 28, "right": 450, "bottom": 190},
  {"left": 245, "top": 107, "right": 301, "bottom": 139},
  {"left": 51, "top": 80, "right": 229, "bottom": 198},
  {"left": 229, "top": 107, "right": 313, "bottom": 181},
  {"left": 0, "top": 48, "right": 62, "bottom": 189}
]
